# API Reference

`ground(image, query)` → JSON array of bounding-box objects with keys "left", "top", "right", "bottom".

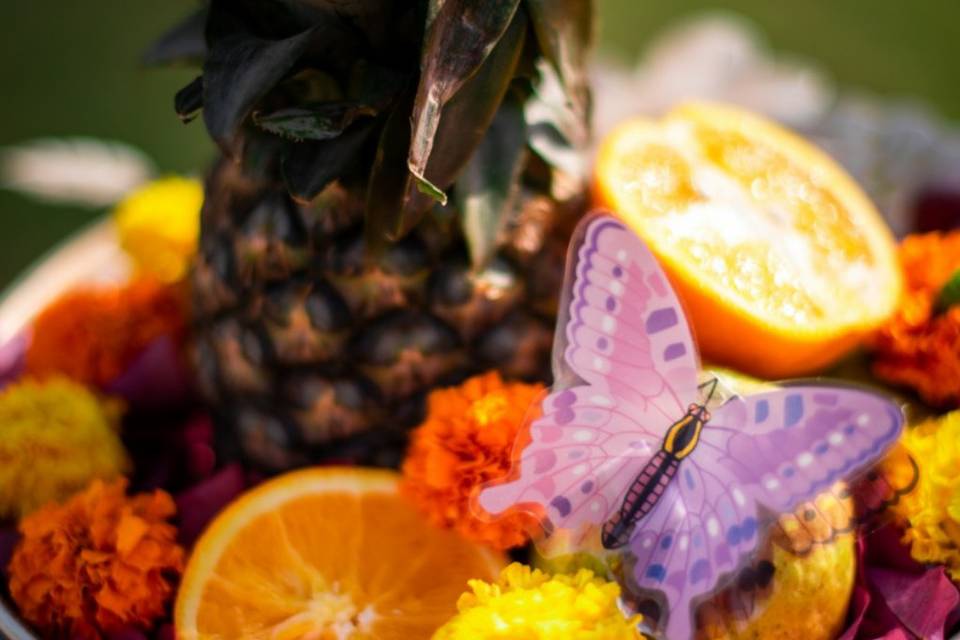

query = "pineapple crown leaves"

[
  {"left": 405, "top": 0, "right": 522, "bottom": 206},
  {"left": 142, "top": 7, "right": 207, "bottom": 67},
  {"left": 152, "top": 0, "right": 593, "bottom": 266}
]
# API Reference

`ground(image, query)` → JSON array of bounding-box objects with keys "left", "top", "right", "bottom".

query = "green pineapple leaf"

[
  {"left": 526, "top": 0, "right": 594, "bottom": 136},
  {"left": 143, "top": 8, "right": 208, "bottom": 66},
  {"left": 525, "top": 60, "right": 588, "bottom": 185},
  {"left": 458, "top": 93, "right": 527, "bottom": 268},
  {"left": 935, "top": 269, "right": 960, "bottom": 312},
  {"left": 407, "top": 0, "right": 522, "bottom": 204},
  {"left": 413, "top": 178, "right": 448, "bottom": 204},
  {"left": 204, "top": 34, "right": 317, "bottom": 147},
  {"left": 175, "top": 77, "right": 204, "bottom": 123},
  {"left": 201, "top": 0, "right": 358, "bottom": 148},
  {"left": 253, "top": 103, "right": 378, "bottom": 142},
  {"left": 400, "top": 10, "right": 528, "bottom": 235},
  {"left": 365, "top": 11, "right": 527, "bottom": 243},
  {"left": 426, "top": 0, "right": 443, "bottom": 28},
  {"left": 282, "top": 121, "right": 379, "bottom": 204},
  {"left": 365, "top": 91, "right": 417, "bottom": 249}
]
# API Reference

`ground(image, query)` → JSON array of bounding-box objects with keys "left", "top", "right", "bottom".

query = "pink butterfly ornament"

[{"left": 478, "top": 212, "right": 905, "bottom": 639}]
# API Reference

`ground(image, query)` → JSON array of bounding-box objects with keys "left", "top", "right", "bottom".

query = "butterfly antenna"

[{"left": 699, "top": 378, "right": 719, "bottom": 404}]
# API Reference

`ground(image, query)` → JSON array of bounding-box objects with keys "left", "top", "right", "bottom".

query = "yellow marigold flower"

[
  {"left": 113, "top": 176, "right": 203, "bottom": 282},
  {"left": 0, "top": 377, "right": 128, "bottom": 519},
  {"left": 888, "top": 410, "right": 960, "bottom": 579},
  {"left": 432, "top": 563, "right": 643, "bottom": 640}
]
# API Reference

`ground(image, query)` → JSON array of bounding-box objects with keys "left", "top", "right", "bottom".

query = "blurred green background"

[{"left": 1, "top": 0, "right": 958, "bottom": 290}]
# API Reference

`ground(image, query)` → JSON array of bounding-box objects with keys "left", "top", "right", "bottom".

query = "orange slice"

[
  {"left": 595, "top": 102, "right": 902, "bottom": 378},
  {"left": 175, "top": 467, "right": 504, "bottom": 640}
]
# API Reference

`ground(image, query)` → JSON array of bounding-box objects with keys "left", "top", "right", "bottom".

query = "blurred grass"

[
  {"left": 0, "top": 0, "right": 958, "bottom": 289},
  {"left": 0, "top": 0, "right": 210, "bottom": 291},
  {"left": 600, "top": 0, "right": 960, "bottom": 117}
]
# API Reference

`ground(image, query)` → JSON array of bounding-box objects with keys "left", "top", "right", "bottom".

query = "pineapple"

[{"left": 151, "top": 0, "right": 593, "bottom": 471}]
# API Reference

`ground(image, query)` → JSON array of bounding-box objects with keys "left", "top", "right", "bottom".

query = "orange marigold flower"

[
  {"left": 26, "top": 277, "right": 186, "bottom": 388},
  {"left": 8, "top": 479, "right": 185, "bottom": 639},
  {"left": 871, "top": 231, "right": 960, "bottom": 407},
  {"left": 401, "top": 371, "right": 545, "bottom": 550}
]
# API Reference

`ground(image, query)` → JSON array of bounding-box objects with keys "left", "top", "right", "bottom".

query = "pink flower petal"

[
  {"left": 0, "top": 331, "right": 28, "bottom": 390},
  {"left": 188, "top": 442, "right": 217, "bottom": 480},
  {"left": 839, "top": 580, "right": 871, "bottom": 640},
  {"left": 840, "top": 526, "right": 960, "bottom": 639},
  {"left": 175, "top": 464, "right": 247, "bottom": 547},
  {"left": 0, "top": 527, "right": 20, "bottom": 579},
  {"left": 868, "top": 566, "right": 960, "bottom": 640},
  {"left": 863, "top": 524, "right": 924, "bottom": 573},
  {"left": 107, "top": 335, "right": 192, "bottom": 409}
]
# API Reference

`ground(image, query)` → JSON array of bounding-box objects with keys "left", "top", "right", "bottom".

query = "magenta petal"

[
  {"left": 180, "top": 414, "right": 217, "bottom": 480},
  {"left": 839, "top": 581, "right": 871, "bottom": 640},
  {"left": 188, "top": 442, "right": 217, "bottom": 479},
  {"left": 0, "top": 527, "right": 20, "bottom": 579},
  {"left": 863, "top": 524, "right": 924, "bottom": 573},
  {"left": 913, "top": 186, "right": 960, "bottom": 232},
  {"left": 840, "top": 533, "right": 875, "bottom": 640},
  {"left": 0, "top": 331, "right": 28, "bottom": 390},
  {"left": 175, "top": 464, "right": 247, "bottom": 547},
  {"left": 837, "top": 528, "right": 954, "bottom": 640},
  {"left": 868, "top": 566, "right": 960, "bottom": 640},
  {"left": 107, "top": 335, "right": 191, "bottom": 409},
  {"left": 182, "top": 414, "right": 214, "bottom": 445}
]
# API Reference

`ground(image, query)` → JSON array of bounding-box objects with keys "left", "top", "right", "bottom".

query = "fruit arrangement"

[{"left": 2, "top": 3, "right": 960, "bottom": 640}]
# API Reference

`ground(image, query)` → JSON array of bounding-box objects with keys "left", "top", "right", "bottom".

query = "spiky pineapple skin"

[{"left": 191, "top": 159, "right": 581, "bottom": 471}]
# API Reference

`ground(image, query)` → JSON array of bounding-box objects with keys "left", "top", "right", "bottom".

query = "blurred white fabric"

[
  {"left": 0, "top": 138, "right": 154, "bottom": 208},
  {"left": 592, "top": 13, "right": 832, "bottom": 134}
]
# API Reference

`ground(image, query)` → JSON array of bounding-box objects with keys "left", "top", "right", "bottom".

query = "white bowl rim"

[{"left": 0, "top": 215, "right": 129, "bottom": 639}]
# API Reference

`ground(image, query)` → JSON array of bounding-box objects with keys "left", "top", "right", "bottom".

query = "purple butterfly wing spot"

[
  {"left": 664, "top": 342, "right": 687, "bottom": 361},
  {"left": 646, "top": 307, "right": 679, "bottom": 333}
]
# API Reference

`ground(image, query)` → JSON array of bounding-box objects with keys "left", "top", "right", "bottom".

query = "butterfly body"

[
  {"left": 478, "top": 214, "right": 904, "bottom": 639},
  {"left": 602, "top": 403, "right": 711, "bottom": 549}
]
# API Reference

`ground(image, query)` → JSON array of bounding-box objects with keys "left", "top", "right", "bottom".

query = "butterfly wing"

[
  {"left": 478, "top": 386, "right": 663, "bottom": 540},
  {"left": 714, "top": 388, "right": 912, "bottom": 554},
  {"left": 481, "top": 213, "right": 702, "bottom": 540},
  {"left": 630, "top": 386, "right": 903, "bottom": 637},
  {"left": 702, "top": 386, "right": 904, "bottom": 513},
  {"left": 560, "top": 215, "right": 700, "bottom": 419},
  {"left": 628, "top": 455, "right": 761, "bottom": 639}
]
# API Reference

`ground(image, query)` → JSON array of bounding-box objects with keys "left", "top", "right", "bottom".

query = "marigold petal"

[
  {"left": 872, "top": 231, "right": 960, "bottom": 407},
  {"left": 401, "top": 372, "right": 545, "bottom": 550},
  {"left": 7, "top": 478, "right": 185, "bottom": 637},
  {"left": 887, "top": 410, "right": 960, "bottom": 580}
]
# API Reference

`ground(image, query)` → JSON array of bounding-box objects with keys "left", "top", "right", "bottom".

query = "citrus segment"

[
  {"left": 595, "top": 102, "right": 902, "bottom": 377},
  {"left": 175, "top": 468, "right": 504, "bottom": 640}
]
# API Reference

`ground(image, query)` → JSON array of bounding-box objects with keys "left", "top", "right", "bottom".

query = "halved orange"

[
  {"left": 595, "top": 102, "right": 902, "bottom": 378},
  {"left": 175, "top": 467, "right": 504, "bottom": 640}
]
